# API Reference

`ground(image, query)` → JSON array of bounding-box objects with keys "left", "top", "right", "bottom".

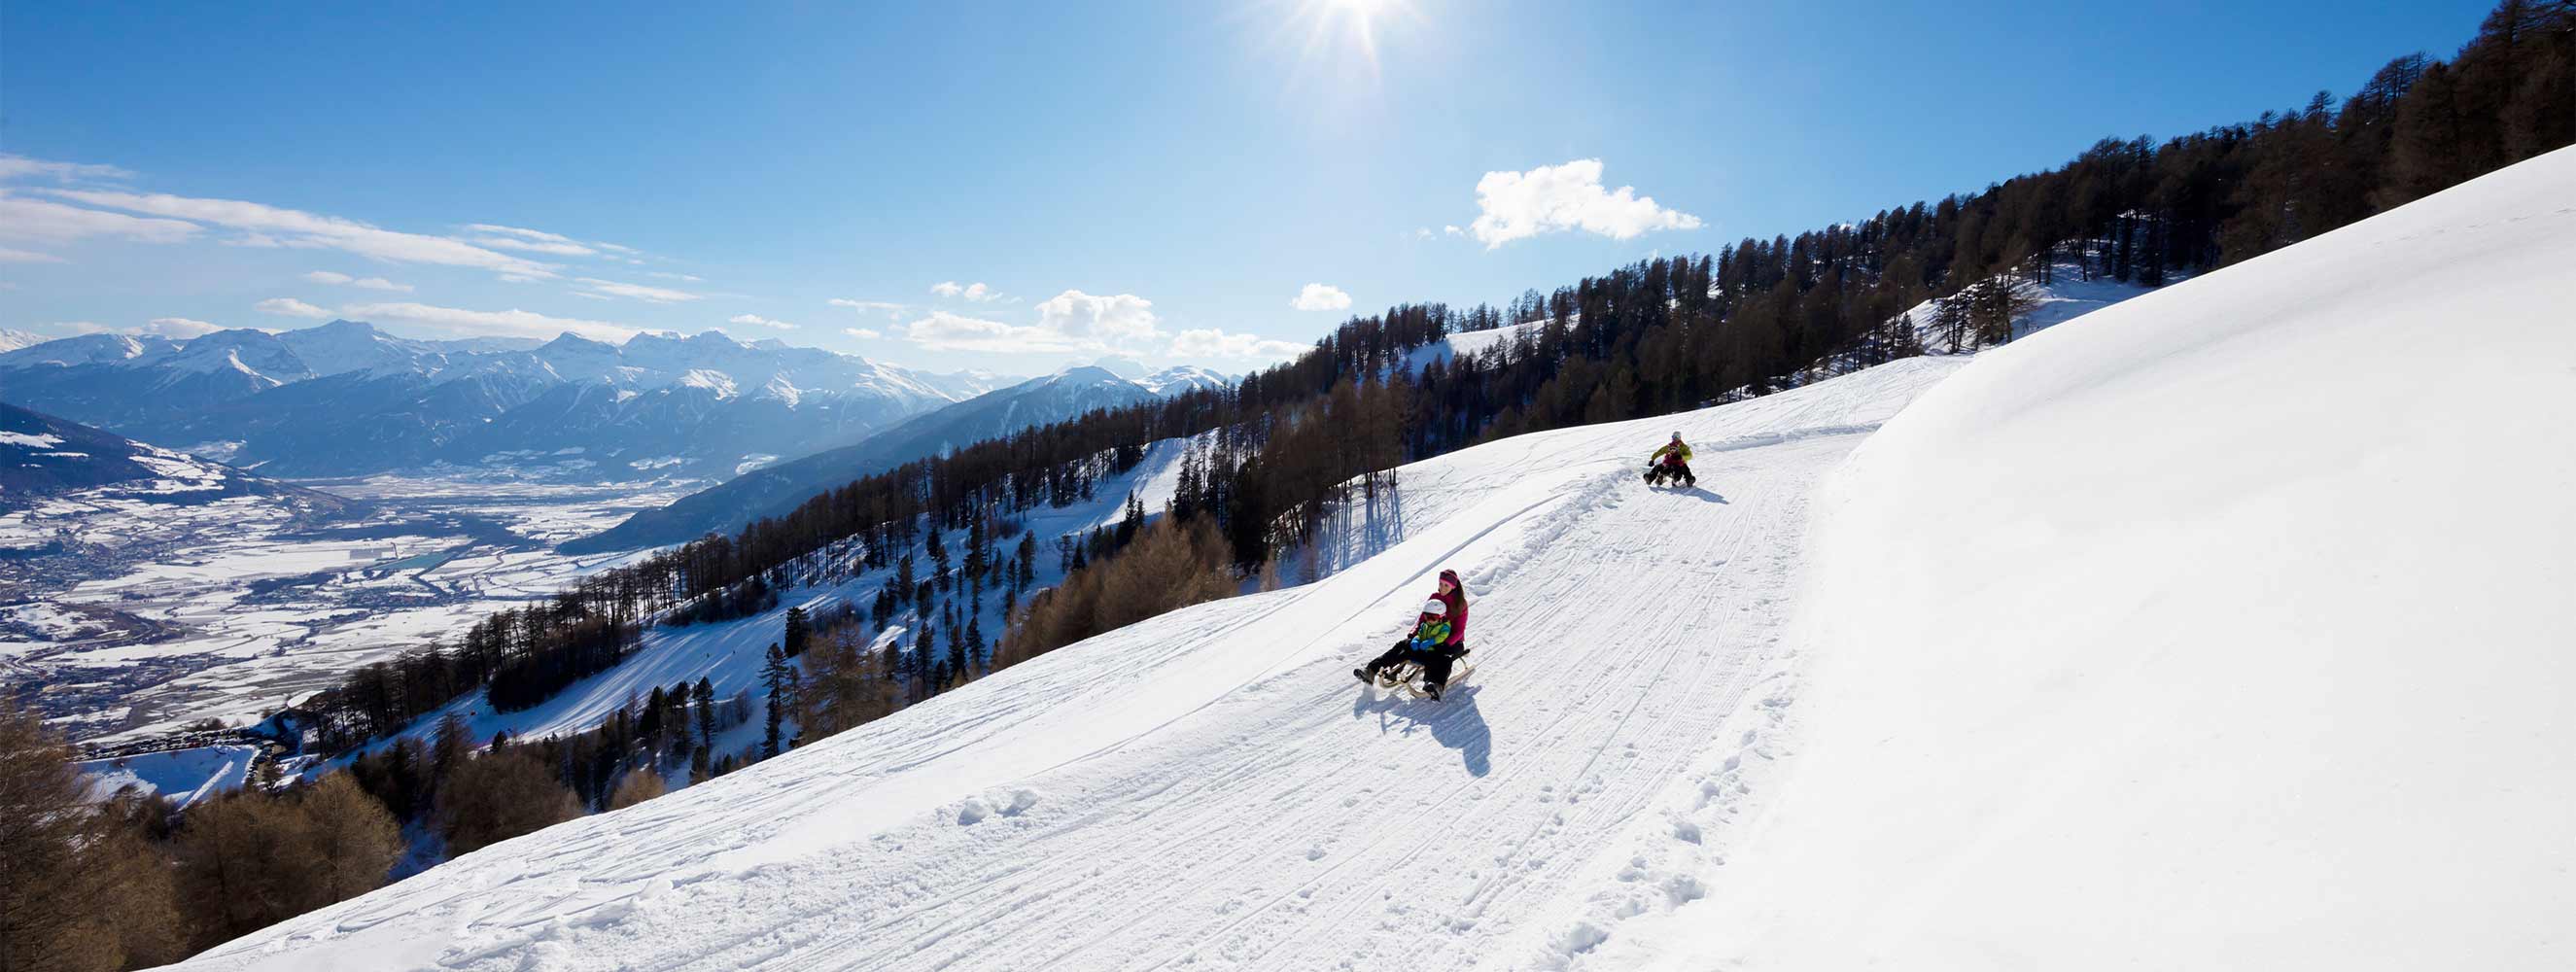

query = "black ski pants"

[{"left": 1363, "top": 640, "right": 1460, "bottom": 687}]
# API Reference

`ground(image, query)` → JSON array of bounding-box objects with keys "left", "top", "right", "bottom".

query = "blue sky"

[{"left": 0, "top": 1, "right": 2493, "bottom": 373}]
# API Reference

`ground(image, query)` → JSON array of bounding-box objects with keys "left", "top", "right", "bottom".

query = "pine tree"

[
  {"left": 692, "top": 677, "right": 717, "bottom": 751},
  {"left": 760, "top": 643, "right": 791, "bottom": 759},
  {"left": 783, "top": 605, "right": 810, "bottom": 658}
]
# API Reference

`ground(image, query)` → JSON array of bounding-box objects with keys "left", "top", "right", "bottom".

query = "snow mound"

[
  {"left": 76, "top": 745, "right": 261, "bottom": 809},
  {"left": 1632, "top": 147, "right": 2576, "bottom": 969}
]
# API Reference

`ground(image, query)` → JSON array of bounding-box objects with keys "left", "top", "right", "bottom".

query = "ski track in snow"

[{"left": 182, "top": 359, "right": 1964, "bottom": 972}]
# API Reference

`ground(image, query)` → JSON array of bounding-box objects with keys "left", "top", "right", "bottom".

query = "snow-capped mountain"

[
  {"left": 173, "top": 147, "right": 2576, "bottom": 972},
  {"left": 0, "top": 330, "right": 49, "bottom": 353},
  {"left": 0, "top": 322, "right": 974, "bottom": 479},
  {"left": 566, "top": 364, "right": 1173, "bottom": 551},
  {"left": 0, "top": 402, "right": 331, "bottom": 510},
  {"left": 1135, "top": 364, "right": 1230, "bottom": 397}
]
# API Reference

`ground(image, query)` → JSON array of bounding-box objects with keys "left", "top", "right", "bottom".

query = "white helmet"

[{"left": 1420, "top": 598, "right": 1447, "bottom": 617}]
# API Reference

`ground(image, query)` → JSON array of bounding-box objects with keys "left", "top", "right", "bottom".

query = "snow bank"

[
  {"left": 1647, "top": 148, "right": 2576, "bottom": 968},
  {"left": 77, "top": 744, "right": 261, "bottom": 809}
]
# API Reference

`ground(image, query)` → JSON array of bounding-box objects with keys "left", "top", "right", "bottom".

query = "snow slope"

[
  {"left": 1601, "top": 147, "right": 2576, "bottom": 968},
  {"left": 176, "top": 148, "right": 2574, "bottom": 972},
  {"left": 76, "top": 744, "right": 260, "bottom": 809},
  {"left": 176, "top": 351, "right": 1964, "bottom": 971}
]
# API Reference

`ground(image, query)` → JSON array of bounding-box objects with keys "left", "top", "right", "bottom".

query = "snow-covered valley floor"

[{"left": 5, "top": 473, "right": 694, "bottom": 745}]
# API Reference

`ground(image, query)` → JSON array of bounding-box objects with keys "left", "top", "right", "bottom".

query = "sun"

[{"left": 1289, "top": 0, "right": 1414, "bottom": 76}]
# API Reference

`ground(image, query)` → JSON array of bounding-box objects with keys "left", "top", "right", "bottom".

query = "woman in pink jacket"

[{"left": 1354, "top": 569, "right": 1469, "bottom": 699}]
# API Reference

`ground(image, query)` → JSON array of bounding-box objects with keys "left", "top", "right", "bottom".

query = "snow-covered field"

[
  {"left": 177, "top": 148, "right": 2574, "bottom": 971},
  {"left": 75, "top": 744, "right": 261, "bottom": 809},
  {"left": 5, "top": 473, "right": 697, "bottom": 744}
]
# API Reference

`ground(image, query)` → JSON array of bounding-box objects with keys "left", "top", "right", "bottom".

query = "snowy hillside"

[
  {"left": 570, "top": 364, "right": 1202, "bottom": 552},
  {"left": 175, "top": 347, "right": 1965, "bottom": 970},
  {"left": 75, "top": 744, "right": 261, "bottom": 809},
  {"left": 1598, "top": 144, "right": 2576, "bottom": 971},
  {"left": 175, "top": 148, "right": 2573, "bottom": 972}
]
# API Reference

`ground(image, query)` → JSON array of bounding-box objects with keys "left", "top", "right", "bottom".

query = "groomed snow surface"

[{"left": 178, "top": 148, "right": 2575, "bottom": 970}]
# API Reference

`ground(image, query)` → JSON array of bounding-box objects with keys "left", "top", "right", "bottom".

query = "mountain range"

[
  {"left": 0, "top": 401, "right": 332, "bottom": 513},
  {"left": 0, "top": 322, "right": 1198, "bottom": 482},
  {"left": 564, "top": 364, "right": 1216, "bottom": 551}
]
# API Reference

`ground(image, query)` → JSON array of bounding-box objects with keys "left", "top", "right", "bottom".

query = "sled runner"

[{"left": 1372, "top": 653, "right": 1474, "bottom": 700}]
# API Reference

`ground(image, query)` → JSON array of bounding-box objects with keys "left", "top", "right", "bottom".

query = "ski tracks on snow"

[{"left": 473, "top": 435, "right": 1867, "bottom": 972}]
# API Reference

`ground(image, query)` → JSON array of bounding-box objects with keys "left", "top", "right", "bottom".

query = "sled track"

[{"left": 497, "top": 433, "right": 1865, "bottom": 972}]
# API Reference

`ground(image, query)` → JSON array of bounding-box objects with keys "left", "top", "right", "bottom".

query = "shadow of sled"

[{"left": 1351, "top": 677, "right": 1491, "bottom": 778}]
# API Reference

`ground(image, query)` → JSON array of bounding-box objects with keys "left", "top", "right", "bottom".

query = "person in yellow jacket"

[{"left": 1647, "top": 432, "right": 1695, "bottom": 488}]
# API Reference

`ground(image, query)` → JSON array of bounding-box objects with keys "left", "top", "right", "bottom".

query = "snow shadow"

[
  {"left": 1684, "top": 487, "right": 1728, "bottom": 504},
  {"left": 1350, "top": 681, "right": 1492, "bottom": 778},
  {"left": 1302, "top": 484, "right": 1410, "bottom": 579}
]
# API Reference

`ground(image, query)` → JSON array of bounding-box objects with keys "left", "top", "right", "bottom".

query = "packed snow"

[
  {"left": 175, "top": 346, "right": 1965, "bottom": 970},
  {"left": 1596, "top": 142, "right": 2576, "bottom": 972},
  {"left": 75, "top": 744, "right": 261, "bottom": 809},
  {"left": 173, "top": 148, "right": 2573, "bottom": 971}
]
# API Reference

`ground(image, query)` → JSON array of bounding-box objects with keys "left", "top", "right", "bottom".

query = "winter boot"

[{"left": 1354, "top": 667, "right": 1373, "bottom": 684}]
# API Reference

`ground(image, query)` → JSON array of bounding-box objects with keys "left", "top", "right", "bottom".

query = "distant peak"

[{"left": 1086, "top": 355, "right": 1150, "bottom": 380}]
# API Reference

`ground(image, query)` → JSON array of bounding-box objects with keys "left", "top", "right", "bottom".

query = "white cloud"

[
  {"left": 829, "top": 298, "right": 907, "bottom": 320},
  {"left": 464, "top": 224, "right": 578, "bottom": 244},
  {"left": 1443, "top": 225, "right": 1463, "bottom": 236},
  {"left": 645, "top": 271, "right": 703, "bottom": 282},
  {"left": 1291, "top": 283, "right": 1353, "bottom": 312},
  {"left": 901, "top": 310, "right": 1079, "bottom": 354},
  {"left": 473, "top": 236, "right": 596, "bottom": 256},
  {"left": 0, "top": 194, "right": 201, "bottom": 246},
  {"left": 900, "top": 289, "right": 1160, "bottom": 355},
  {"left": 1168, "top": 328, "right": 1307, "bottom": 361},
  {"left": 145, "top": 317, "right": 225, "bottom": 338},
  {"left": 929, "top": 280, "right": 1006, "bottom": 302},
  {"left": 303, "top": 270, "right": 412, "bottom": 292},
  {"left": 594, "top": 242, "right": 644, "bottom": 256},
  {"left": 574, "top": 277, "right": 701, "bottom": 303},
  {"left": 0, "top": 247, "right": 68, "bottom": 263},
  {"left": 0, "top": 156, "right": 132, "bottom": 183},
  {"left": 40, "top": 189, "right": 561, "bottom": 278},
  {"left": 843, "top": 327, "right": 883, "bottom": 340},
  {"left": 499, "top": 273, "right": 540, "bottom": 284},
  {"left": 338, "top": 301, "right": 636, "bottom": 342},
  {"left": 1033, "top": 290, "right": 1159, "bottom": 343},
  {"left": 729, "top": 313, "right": 796, "bottom": 330},
  {"left": 54, "top": 320, "right": 251, "bottom": 338},
  {"left": 255, "top": 297, "right": 332, "bottom": 319},
  {"left": 1468, "top": 158, "right": 1700, "bottom": 249}
]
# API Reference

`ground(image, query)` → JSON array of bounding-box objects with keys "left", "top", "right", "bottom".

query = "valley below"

[{"left": 0, "top": 470, "right": 691, "bottom": 746}]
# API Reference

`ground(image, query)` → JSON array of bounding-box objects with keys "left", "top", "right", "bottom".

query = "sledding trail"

[{"left": 176, "top": 359, "right": 1964, "bottom": 972}]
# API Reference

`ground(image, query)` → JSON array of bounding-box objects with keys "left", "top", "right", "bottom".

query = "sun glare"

[{"left": 1276, "top": 0, "right": 1417, "bottom": 81}]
